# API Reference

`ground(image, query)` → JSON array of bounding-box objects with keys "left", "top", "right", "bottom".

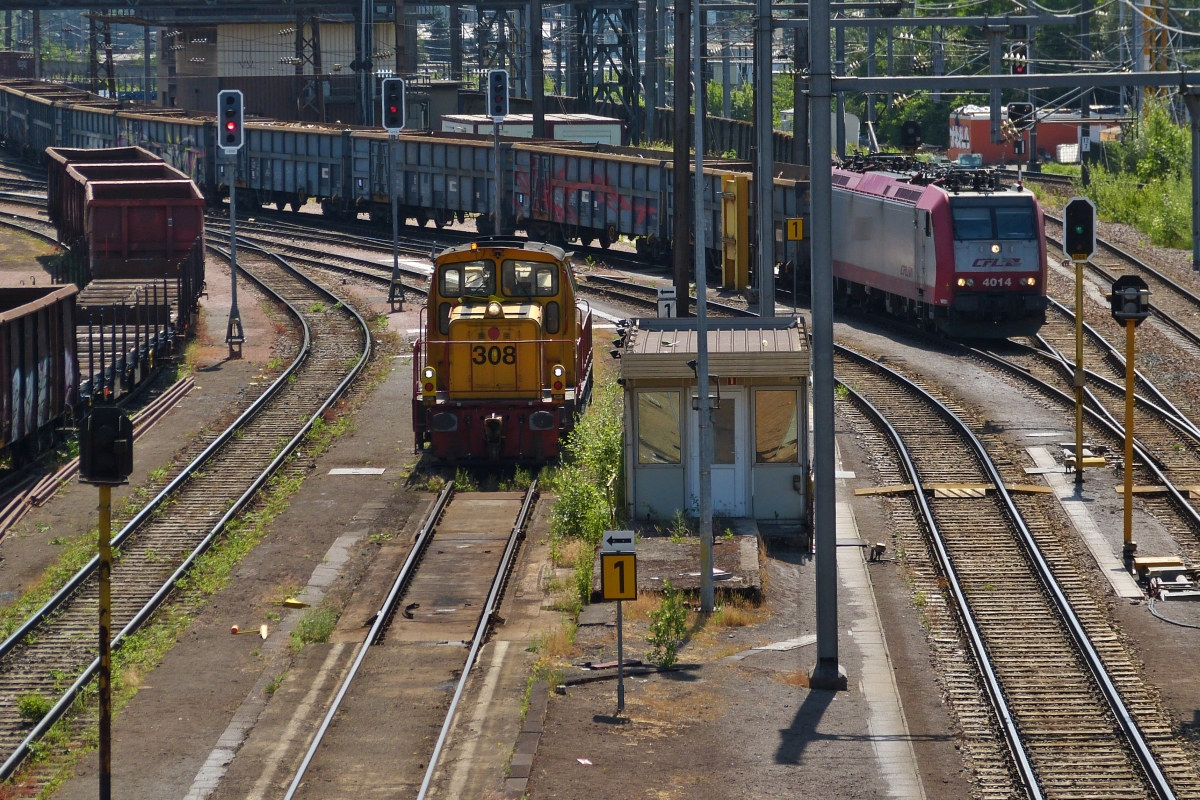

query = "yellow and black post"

[
  {"left": 78, "top": 407, "right": 134, "bottom": 800},
  {"left": 1110, "top": 274, "right": 1150, "bottom": 560},
  {"left": 98, "top": 483, "right": 112, "bottom": 799},
  {"left": 1063, "top": 196, "right": 1097, "bottom": 482}
]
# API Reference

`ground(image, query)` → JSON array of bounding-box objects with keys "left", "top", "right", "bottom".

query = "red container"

[
  {"left": 46, "top": 146, "right": 162, "bottom": 235},
  {"left": 0, "top": 286, "right": 78, "bottom": 453},
  {"left": 46, "top": 146, "right": 205, "bottom": 282}
]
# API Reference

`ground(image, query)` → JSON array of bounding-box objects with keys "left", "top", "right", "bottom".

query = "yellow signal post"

[
  {"left": 721, "top": 173, "right": 749, "bottom": 291},
  {"left": 1110, "top": 275, "right": 1151, "bottom": 559}
]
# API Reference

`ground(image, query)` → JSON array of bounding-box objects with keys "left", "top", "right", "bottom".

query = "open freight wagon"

[
  {"left": 45, "top": 146, "right": 205, "bottom": 334},
  {"left": 0, "top": 286, "right": 77, "bottom": 463}
]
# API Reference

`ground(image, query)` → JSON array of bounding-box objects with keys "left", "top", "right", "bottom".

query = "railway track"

[
  {"left": 837, "top": 344, "right": 1200, "bottom": 800},
  {"left": 0, "top": 241, "right": 370, "bottom": 779},
  {"left": 283, "top": 481, "right": 537, "bottom": 799},
  {"left": 206, "top": 220, "right": 432, "bottom": 294}
]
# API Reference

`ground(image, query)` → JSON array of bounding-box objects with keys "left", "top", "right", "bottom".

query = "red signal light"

[
  {"left": 226, "top": 121, "right": 236, "bottom": 131},
  {"left": 389, "top": 105, "right": 398, "bottom": 114},
  {"left": 424, "top": 382, "right": 434, "bottom": 392},
  {"left": 553, "top": 381, "right": 563, "bottom": 391}
]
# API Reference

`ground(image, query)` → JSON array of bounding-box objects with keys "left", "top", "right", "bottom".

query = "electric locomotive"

[
  {"left": 413, "top": 240, "right": 594, "bottom": 462},
  {"left": 832, "top": 157, "right": 1048, "bottom": 338}
]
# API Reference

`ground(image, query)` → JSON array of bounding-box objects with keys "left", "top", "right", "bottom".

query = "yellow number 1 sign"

[
  {"left": 600, "top": 553, "right": 637, "bottom": 601},
  {"left": 786, "top": 218, "right": 804, "bottom": 241}
]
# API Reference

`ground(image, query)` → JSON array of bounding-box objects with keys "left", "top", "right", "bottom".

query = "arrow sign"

[{"left": 602, "top": 530, "right": 636, "bottom": 553}]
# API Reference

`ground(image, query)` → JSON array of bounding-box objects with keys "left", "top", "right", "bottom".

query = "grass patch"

[{"left": 290, "top": 605, "right": 339, "bottom": 652}]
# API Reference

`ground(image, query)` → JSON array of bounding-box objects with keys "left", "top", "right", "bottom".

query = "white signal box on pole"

[
  {"left": 657, "top": 286, "right": 677, "bottom": 318},
  {"left": 488, "top": 69, "right": 509, "bottom": 121}
]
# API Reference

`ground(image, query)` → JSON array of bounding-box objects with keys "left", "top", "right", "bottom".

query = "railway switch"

[{"left": 80, "top": 407, "right": 133, "bottom": 486}]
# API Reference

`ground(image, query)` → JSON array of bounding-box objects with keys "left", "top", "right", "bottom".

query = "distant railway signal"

[
  {"left": 217, "top": 89, "right": 244, "bottom": 152},
  {"left": 488, "top": 69, "right": 509, "bottom": 120},
  {"left": 80, "top": 407, "right": 134, "bottom": 486},
  {"left": 1007, "top": 102, "right": 1034, "bottom": 130},
  {"left": 899, "top": 120, "right": 921, "bottom": 152},
  {"left": 1110, "top": 275, "right": 1150, "bottom": 326},
  {"left": 1009, "top": 43, "right": 1028, "bottom": 75},
  {"left": 382, "top": 77, "right": 406, "bottom": 133},
  {"left": 1064, "top": 197, "right": 1096, "bottom": 261}
]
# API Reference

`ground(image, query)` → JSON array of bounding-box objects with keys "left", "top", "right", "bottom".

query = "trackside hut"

[{"left": 620, "top": 318, "right": 809, "bottom": 523}]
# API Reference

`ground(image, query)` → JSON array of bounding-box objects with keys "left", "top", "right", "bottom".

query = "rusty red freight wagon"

[
  {"left": 0, "top": 286, "right": 78, "bottom": 461},
  {"left": 45, "top": 147, "right": 205, "bottom": 337}
]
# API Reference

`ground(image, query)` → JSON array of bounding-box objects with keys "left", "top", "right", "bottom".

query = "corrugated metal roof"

[{"left": 620, "top": 318, "right": 808, "bottom": 380}]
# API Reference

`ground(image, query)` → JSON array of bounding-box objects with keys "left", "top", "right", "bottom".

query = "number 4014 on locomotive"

[{"left": 412, "top": 241, "right": 594, "bottom": 462}]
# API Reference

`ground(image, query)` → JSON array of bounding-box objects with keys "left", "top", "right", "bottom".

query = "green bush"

[
  {"left": 16, "top": 692, "right": 52, "bottom": 722},
  {"left": 547, "top": 376, "right": 624, "bottom": 544},
  {"left": 647, "top": 580, "right": 688, "bottom": 668},
  {"left": 1083, "top": 167, "right": 1192, "bottom": 250},
  {"left": 1074, "top": 99, "right": 1193, "bottom": 250}
]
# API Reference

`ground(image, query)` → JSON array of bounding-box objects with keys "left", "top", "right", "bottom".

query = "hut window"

[
  {"left": 755, "top": 390, "right": 798, "bottom": 463},
  {"left": 637, "top": 391, "right": 680, "bottom": 464}
]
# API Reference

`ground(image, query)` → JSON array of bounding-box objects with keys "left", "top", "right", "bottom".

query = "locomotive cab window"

[
  {"left": 440, "top": 260, "right": 495, "bottom": 297},
  {"left": 995, "top": 205, "right": 1036, "bottom": 239},
  {"left": 952, "top": 203, "right": 1036, "bottom": 241},
  {"left": 951, "top": 206, "right": 993, "bottom": 240},
  {"left": 502, "top": 260, "right": 558, "bottom": 297}
]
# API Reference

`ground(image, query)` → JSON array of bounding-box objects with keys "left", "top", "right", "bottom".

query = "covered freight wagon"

[{"left": 0, "top": 286, "right": 78, "bottom": 460}]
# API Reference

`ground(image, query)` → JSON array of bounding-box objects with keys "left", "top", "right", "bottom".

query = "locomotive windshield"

[
  {"left": 502, "top": 260, "right": 558, "bottom": 297},
  {"left": 440, "top": 260, "right": 495, "bottom": 297},
  {"left": 951, "top": 201, "right": 1036, "bottom": 241}
]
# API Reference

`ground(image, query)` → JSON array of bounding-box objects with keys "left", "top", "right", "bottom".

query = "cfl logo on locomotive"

[{"left": 972, "top": 257, "right": 1021, "bottom": 268}]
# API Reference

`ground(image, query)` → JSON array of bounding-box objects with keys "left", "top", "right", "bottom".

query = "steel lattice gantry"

[
  {"left": 575, "top": 0, "right": 639, "bottom": 142},
  {"left": 475, "top": 6, "right": 528, "bottom": 95}
]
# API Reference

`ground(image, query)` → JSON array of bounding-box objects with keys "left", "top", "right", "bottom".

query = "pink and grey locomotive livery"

[{"left": 832, "top": 159, "right": 1048, "bottom": 338}]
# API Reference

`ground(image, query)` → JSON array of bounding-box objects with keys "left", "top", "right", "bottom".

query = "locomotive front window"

[
  {"left": 502, "top": 260, "right": 558, "bottom": 297},
  {"left": 951, "top": 206, "right": 993, "bottom": 239},
  {"left": 440, "top": 260, "right": 495, "bottom": 297},
  {"left": 952, "top": 203, "right": 1037, "bottom": 241},
  {"left": 995, "top": 206, "right": 1036, "bottom": 239}
]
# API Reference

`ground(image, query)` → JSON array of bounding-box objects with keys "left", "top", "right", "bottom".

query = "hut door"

[{"left": 688, "top": 388, "right": 746, "bottom": 517}]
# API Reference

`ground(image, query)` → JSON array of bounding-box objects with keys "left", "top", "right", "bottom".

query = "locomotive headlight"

[
  {"left": 1025, "top": 277, "right": 1036, "bottom": 286},
  {"left": 991, "top": 243, "right": 1001, "bottom": 254},
  {"left": 956, "top": 278, "right": 966, "bottom": 287},
  {"left": 966, "top": 278, "right": 974, "bottom": 287},
  {"left": 551, "top": 364, "right": 566, "bottom": 396},
  {"left": 486, "top": 301, "right": 503, "bottom": 318}
]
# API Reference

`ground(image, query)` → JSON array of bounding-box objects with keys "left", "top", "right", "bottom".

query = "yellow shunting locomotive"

[{"left": 413, "top": 241, "right": 594, "bottom": 462}]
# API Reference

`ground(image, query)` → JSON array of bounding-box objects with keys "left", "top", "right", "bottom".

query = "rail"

[
  {"left": 838, "top": 343, "right": 1176, "bottom": 799},
  {"left": 417, "top": 479, "right": 539, "bottom": 799},
  {"left": 0, "top": 239, "right": 371, "bottom": 779},
  {"left": 283, "top": 479, "right": 539, "bottom": 800}
]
